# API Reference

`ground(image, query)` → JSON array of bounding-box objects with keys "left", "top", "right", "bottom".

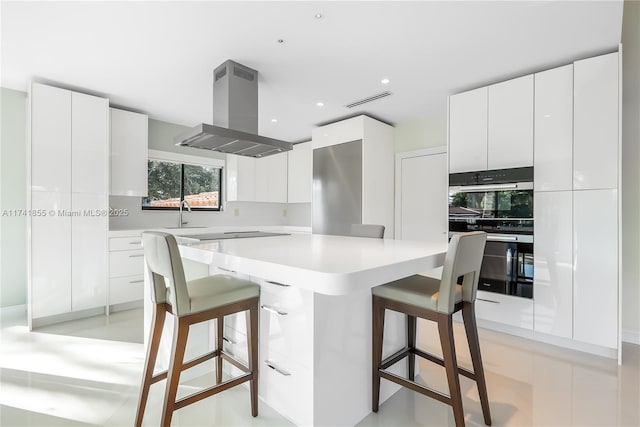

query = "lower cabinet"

[
  {"left": 534, "top": 191, "right": 573, "bottom": 338},
  {"left": 108, "top": 234, "right": 144, "bottom": 307},
  {"left": 573, "top": 189, "right": 618, "bottom": 349},
  {"left": 475, "top": 291, "right": 534, "bottom": 330}
]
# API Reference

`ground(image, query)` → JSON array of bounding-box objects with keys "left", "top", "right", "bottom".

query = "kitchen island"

[{"left": 146, "top": 232, "right": 447, "bottom": 426}]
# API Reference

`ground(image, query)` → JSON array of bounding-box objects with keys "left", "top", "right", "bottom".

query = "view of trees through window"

[{"left": 142, "top": 159, "right": 221, "bottom": 210}]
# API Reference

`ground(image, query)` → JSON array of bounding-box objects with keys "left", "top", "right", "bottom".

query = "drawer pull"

[
  {"left": 261, "top": 305, "right": 288, "bottom": 316},
  {"left": 266, "top": 280, "right": 290, "bottom": 287},
  {"left": 218, "top": 267, "right": 236, "bottom": 274},
  {"left": 129, "top": 279, "right": 144, "bottom": 284},
  {"left": 477, "top": 298, "right": 500, "bottom": 304},
  {"left": 264, "top": 360, "right": 291, "bottom": 376},
  {"left": 222, "top": 336, "right": 236, "bottom": 345},
  {"left": 129, "top": 241, "right": 142, "bottom": 245},
  {"left": 129, "top": 254, "right": 144, "bottom": 258}
]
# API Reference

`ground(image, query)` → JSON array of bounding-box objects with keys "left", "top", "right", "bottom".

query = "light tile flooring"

[{"left": 1, "top": 308, "right": 639, "bottom": 426}]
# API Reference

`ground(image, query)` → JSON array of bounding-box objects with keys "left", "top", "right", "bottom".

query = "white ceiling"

[{"left": 1, "top": 1, "right": 623, "bottom": 143}]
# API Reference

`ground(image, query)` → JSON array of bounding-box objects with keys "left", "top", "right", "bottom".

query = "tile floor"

[{"left": 1, "top": 308, "right": 638, "bottom": 426}]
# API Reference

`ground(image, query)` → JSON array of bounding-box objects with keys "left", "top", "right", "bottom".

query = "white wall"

[
  {"left": 621, "top": 0, "right": 640, "bottom": 340},
  {"left": 394, "top": 108, "right": 447, "bottom": 153},
  {"left": 0, "top": 88, "right": 27, "bottom": 308}
]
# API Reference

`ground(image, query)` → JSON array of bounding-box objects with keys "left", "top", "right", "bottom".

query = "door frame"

[{"left": 394, "top": 146, "right": 447, "bottom": 240}]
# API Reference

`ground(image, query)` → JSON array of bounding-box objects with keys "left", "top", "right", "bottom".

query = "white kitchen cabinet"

[
  {"left": 287, "top": 141, "right": 312, "bottom": 203},
  {"left": 487, "top": 75, "right": 534, "bottom": 169},
  {"left": 448, "top": 87, "right": 488, "bottom": 173},
  {"left": 71, "top": 193, "right": 108, "bottom": 311},
  {"left": 534, "top": 64, "right": 574, "bottom": 192},
  {"left": 226, "top": 155, "right": 256, "bottom": 202},
  {"left": 109, "top": 234, "right": 144, "bottom": 307},
  {"left": 28, "top": 83, "right": 109, "bottom": 327},
  {"left": 267, "top": 152, "right": 288, "bottom": 203},
  {"left": 534, "top": 191, "right": 573, "bottom": 338},
  {"left": 254, "top": 157, "right": 269, "bottom": 202},
  {"left": 312, "top": 115, "right": 395, "bottom": 238},
  {"left": 71, "top": 92, "right": 109, "bottom": 194},
  {"left": 30, "top": 191, "right": 72, "bottom": 319},
  {"left": 573, "top": 52, "right": 619, "bottom": 190},
  {"left": 475, "top": 290, "right": 534, "bottom": 330},
  {"left": 573, "top": 189, "right": 618, "bottom": 349},
  {"left": 30, "top": 84, "right": 71, "bottom": 192},
  {"left": 110, "top": 108, "right": 148, "bottom": 196}
]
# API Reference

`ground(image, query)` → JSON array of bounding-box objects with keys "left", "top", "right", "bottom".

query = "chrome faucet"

[{"left": 178, "top": 199, "right": 191, "bottom": 228}]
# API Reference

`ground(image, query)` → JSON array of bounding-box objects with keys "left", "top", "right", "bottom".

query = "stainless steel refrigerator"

[{"left": 312, "top": 140, "right": 363, "bottom": 236}]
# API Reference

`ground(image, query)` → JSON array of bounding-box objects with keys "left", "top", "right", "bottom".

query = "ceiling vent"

[{"left": 345, "top": 91, "right": 392, "bottom": 108}]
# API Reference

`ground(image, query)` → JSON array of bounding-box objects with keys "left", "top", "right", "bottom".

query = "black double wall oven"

[{"left": 449, "top": 167, "right": 534, "bottom": 299}]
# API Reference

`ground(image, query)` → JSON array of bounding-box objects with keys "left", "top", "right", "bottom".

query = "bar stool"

[
  {"left": 135, "top": 231, "right": 260, "bottom": 427},
  {"left": 351, "top": 224, "right": 385, "bottom": 238},
  {"left": 371, "top": 231, "right": 491, "bottom": 427}
]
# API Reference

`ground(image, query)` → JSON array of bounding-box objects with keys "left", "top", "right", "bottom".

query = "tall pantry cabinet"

[
  {"left": 28, "top": 83, "right": 109, "bottom": 328},
  {"left": 534, "top": 52, "right": 620, "bottom": 350}
]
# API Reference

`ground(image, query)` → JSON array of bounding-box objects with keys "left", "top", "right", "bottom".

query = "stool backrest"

[
  {"left": 350, "top": 224, "right": 385, "bottom": 239},
  {"left": 142, "top": 231, "right": 190, "bottom": 316},
  {"left": 437, "top": 231, "right": 487, "bottom": 314}
]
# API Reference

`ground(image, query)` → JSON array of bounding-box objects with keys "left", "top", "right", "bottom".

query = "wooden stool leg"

[
  {"left": 462, "top": 302, "right": 492, "bottom": 425},
  {"left": 216, "top": 316, "right": 224, "bottom": 384},
  {"left": 135, "top": 304, "right": 166, "bottom": 427},
  {"left": 407, "top": 315, "right": 417, "bottom": 381},
  {"left": 438, "top": 314, "right": 464, "bottom": 427},
  {"left": 161, "top": 317, "right": 190, "bottom": 427},
  {"left": 246, "top": 305, "right": 259, "bottom": 417},
  {"left": 372, "top": 296, "right": 386, "bottom": 412}
]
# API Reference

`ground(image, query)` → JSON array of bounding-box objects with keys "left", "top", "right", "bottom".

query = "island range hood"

[{"left": 175, "top": 60, "right": 292, "bottom": 158}]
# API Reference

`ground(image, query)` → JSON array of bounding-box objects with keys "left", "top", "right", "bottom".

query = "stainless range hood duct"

[{"left": 175, "top": 60, "right": 292, "bottom": 158}]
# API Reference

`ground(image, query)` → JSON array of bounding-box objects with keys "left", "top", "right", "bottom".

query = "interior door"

[{"left": 398, "top": 151, "right": 447, "bottom": 244}]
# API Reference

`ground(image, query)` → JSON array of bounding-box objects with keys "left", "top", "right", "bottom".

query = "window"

[{"left": 142, "top": 154, "right": 223, "bottom": 211}]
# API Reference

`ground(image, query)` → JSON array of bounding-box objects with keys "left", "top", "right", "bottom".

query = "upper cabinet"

[
  {"left": 534, "top": 64, "right": 574, "bottom": 192},
  {"left": 487, "top": 75, "right": 534, "bottom": 170},
  {"left": 287, "top": 141, "right": 312, "bottom": 203},
  {"left": 73, "top": 92, "right": 109, "bottom": 194},
  {"left": 110, "top": 108, "right": 149, "bottom": 197},
  {"left": 448, "top": 87, "right": 488, "bottom": 173},
  {"left": 449, "top": 76, "right": 534, "bottom": 173},
  {"left": 226, "top": 152, "right": 288, "bottom": 203},
  {"left": 573, "top": 52, "right": 619, "bottom": 190}
]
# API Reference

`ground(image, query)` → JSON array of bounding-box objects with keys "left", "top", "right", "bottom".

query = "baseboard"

[
  {"left": 622, "top": 328, "right": 640, "bottom": 345},
  {"left": 0, "top": 304, "right": 27, "bottom": 316},
  {"left": 109, "top": 299, "right": 143, "bottom": 313},
  {"left": 31, "top": 306, "right": 106, "bottom": 329}
]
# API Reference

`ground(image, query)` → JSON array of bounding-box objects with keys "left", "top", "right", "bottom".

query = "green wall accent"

[
  {"left": 0, "top": 87, "right": 28, "bottom": 307},
  {"left": 394, "top": 111, "right": 447, "bottom": 153}
]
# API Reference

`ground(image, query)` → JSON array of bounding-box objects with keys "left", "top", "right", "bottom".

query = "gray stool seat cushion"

[
  {"left": 372, "top": 274, "right": 462, "bottom": 312},
  {"left": 180, "top": 275, "right": 260, "bottom": 315}
]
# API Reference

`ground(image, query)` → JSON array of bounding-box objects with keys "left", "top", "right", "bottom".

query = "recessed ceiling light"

[
  {"left": 277, "top": 39, "right": 285, "bottom": 44},
  {"left": 315, "top": 13, "right": 323, "bottom": 19},
  {"left": 381, "top": 78, "right": 390, "bottom": 85},
  {"left": 316, "top": 102, "right": 325, "bottom": 107},
  {"left": 271, "top": 118, "right": 278, "bottom": 123}
]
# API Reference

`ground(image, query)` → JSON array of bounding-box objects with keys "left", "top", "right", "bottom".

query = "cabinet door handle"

[
  {"left": 129, "top": 279, "right": 144, "bottom": 284},
  {"left": 477, "top": 298, "right": 500, "bottom": 304},
  {"left": 264, "top": 360, "right": 291, "bottom": 376},
  {"left": 129, "top": 254, "right": 144, "bottom": 258},
  {"left": 261, "top": 305, "right": 288, "bottom": 316},
  {"left": 129, "top": 241, "right": 142, "bottom": 245},
  {"left": 218, "top": 267, "right": 236, "bottom": 274},
  {"left": 222, "top": 336, "right": 236, "bottom": 345},
  {"left": 266, "top": 280, "right": 290, "bottom": 287}
]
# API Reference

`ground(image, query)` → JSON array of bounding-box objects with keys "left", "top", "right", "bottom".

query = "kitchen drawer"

[
  {"left": 260, "top": 352, "right": 313, "bottom": 427},
  {"left": 475, "top": 290, "right": 534, "bottom": 330},
  {"left": 109, "top": 249, "right": 144, "bottom": 277},
  {"left": 109, "top": 275, "right": 144, "bottom": 305},
  {"left": 259, "top": 288, "right": 314, "bottom": 369},
  {"left": 109, "top": 236, "right": 143, "bottom": 251}
]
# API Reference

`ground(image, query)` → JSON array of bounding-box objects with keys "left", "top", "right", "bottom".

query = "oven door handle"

[
  {"left": 449, "top": 182, "right": 532, "bottom": 192},
  {"left": 487, "top": 235, "right": 518, "bottom": 242}
]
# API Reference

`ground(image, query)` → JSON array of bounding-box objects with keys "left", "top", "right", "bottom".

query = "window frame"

[{"left": 142, "top": 149, "right": 225, "bottom": 212}]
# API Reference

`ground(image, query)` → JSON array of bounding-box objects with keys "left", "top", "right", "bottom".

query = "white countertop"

[
  {"left": 108, "top": 225, "right": 311, "bottom": 238},
  {"left": 178, "top": 233, "right": 447, "bottom": 296}
]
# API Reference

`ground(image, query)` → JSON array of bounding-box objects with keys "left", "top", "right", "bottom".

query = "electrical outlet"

[
  {"left": 234, "top": 208, "right": 240, "bottom": 216},
  {"left": 282, "top": 209, "right": 287, "bottom": 217}
]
